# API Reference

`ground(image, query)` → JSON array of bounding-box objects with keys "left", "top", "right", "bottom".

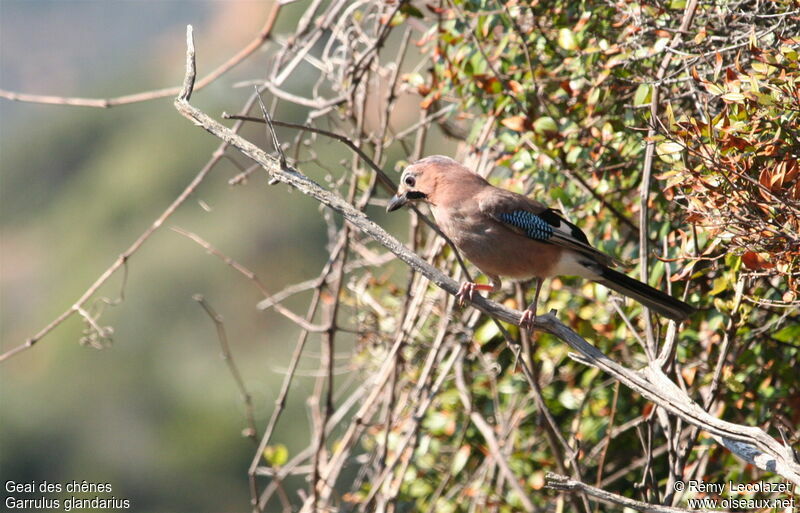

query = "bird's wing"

[{"left": 477, "top": 188, "right": 617, "bottom": 267}]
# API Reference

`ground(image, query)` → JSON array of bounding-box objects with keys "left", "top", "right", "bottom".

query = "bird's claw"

[
  {"left": 519, "top": 309, "right": 537, "bottom": 330},
  {"left": 456, "top": 282, "right": 476, "bottom": 306}
]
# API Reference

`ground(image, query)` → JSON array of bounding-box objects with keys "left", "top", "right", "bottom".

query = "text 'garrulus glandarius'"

[{"left": 386, "top": 155, "right": 695, "bottom": 325}]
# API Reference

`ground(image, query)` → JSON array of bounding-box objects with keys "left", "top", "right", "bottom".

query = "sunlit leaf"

[
  {"left": 558, "top": 28, "right": 577, "bottom": 50},
  {"left": 533, "top": 116, "right": 558, "bottom": 134},
  {"left": 451, "top": 445, "right": 470, "bottom": 474},
  {"left": 742, "top": 251, "right": 774, "bottom": 270},
  {"left": 773, "top": 324, "right": 800, "bottom": 342},
  {"left": 721, "top": 92, "right": 746, "bottom": 103},
  {"left": 501, "top": 115, "right": 527, "bottom": 132},
  {"left": 656, "top": 141, "right": 683, "bottom": 163},
  {"left": 634, "top": 84, "right": 651, "bottom": 106},
  {"left": 263, "top": 444, "right": 289, "bottom": 466},
  {"left": 703, "top": 82, "right": 724, "bottom": 95}
]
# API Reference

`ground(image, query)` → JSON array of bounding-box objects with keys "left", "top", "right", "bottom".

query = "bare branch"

[
  {"left": 193, "top": 294, "right": 258, "bottom": 441},
  {"left": 546, "top": 473, "right": 702, "bottom": 513}
]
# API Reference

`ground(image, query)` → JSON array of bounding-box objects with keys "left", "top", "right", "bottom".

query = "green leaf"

[
  {"left": 566, "top": 146, "right": 583, "bottom": 164},
  {"left": 451, "top": 445, "right": 470, "bottom": 474},
  {"left": 665, "top": 101, "right": 676, "bottom": 128},
  {"left": 634, "top": 84, "right": 652, "bottom": 106},
  {"left": 656, "top": 141, "right": 683, "bottom": 163},
  {"left": 533, "top": 116, "right": 558, "bottom": 134},
  {"left": 558, "top": 28, "right": 578, "bottom": 51},
  {"left": 773, "top": 324, "right": 800, "bottom": 343},
  {"left": 724, "top": 372, "right": 745, "bottom": 393},
  {"left": 558, "top": 388, "right": 584, "bottom": 410},
  {"left": 780, "top": 46, "right": 798, "bottom": 61},
  {"left": 704, "top": 82, "right": 724, "bottom": 95},
  {"left": 408, "top": 479, "right": 433, "bottom": 498},
  {"left": 653, "top": 37, "right": 669, "bottom": 53},
  {"left": 587, "top": 87, "right": 601, "bottom": 106},
  {"left": 757, "top": 93, "right": 775, "bottom": 106},
  {"left": 474, "top": 318, "right": 500, "bottom": 345},
  {"left": 710, "top": 277, "right": 729, "bottom": 296},
  {"left": 721, "top": 92, "right": 746, "bottom": 103},
  {"left": 423, "top": 411, "right": 451, "bottom": 435},
  {"left": 399, "top": 3, "right": 424, "bottom": 18},
  {"left": 751, "top": 62, "right": 771, "bottom": 74},
  {"left": 263, "top": 444, "right": 289, "bottom": 466}
]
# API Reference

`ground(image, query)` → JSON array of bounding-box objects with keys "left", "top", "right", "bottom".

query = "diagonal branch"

[{"left": 545, "top": 473, "right": 701, "bottom": 513}]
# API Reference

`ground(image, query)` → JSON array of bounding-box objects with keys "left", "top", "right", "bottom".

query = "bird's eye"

[{"left": 404, "top": 175, "right": 416, "bottom": 187}]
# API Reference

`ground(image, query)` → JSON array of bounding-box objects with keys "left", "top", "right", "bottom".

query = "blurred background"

[{"left": 0, "top": 1, "right": 382, "bottom": 511}]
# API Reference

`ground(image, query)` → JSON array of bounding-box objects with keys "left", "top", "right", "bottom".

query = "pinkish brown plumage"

[{"left": 387, "top": 155, "right": 694, "bottom": 325}]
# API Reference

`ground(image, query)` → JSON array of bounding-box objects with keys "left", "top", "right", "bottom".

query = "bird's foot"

[
  {"left": 519, "top": 308, "right": 538, "bottom": 330},
  {"left": 456, "top": 282, "right": 494, "bottom": 306}
]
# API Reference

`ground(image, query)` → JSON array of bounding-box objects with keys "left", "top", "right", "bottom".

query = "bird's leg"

[
  {"left": 456, "top": 277, "right": 501, "bottom": 306},
  {"left": 519, "top": 278, "right": 544, "bottom": 329}
]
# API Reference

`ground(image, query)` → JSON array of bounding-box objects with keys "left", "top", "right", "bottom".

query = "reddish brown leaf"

[
  {"left": 759, "top": 168, "right": 772, "bottom": 190},
  {"left": 791, "top": 180, "right": 800, "bottom": 200},
  {"left": 419, "top": 90, "right": 440, "bottom": 109},
  {"left": 783, "top": 159, "right": 798, "bottom": 184},
  {"left": 682, "top": 366, "right": 697, "bottom": 386},
  {"left": 724, "top": 135, "right": 749, "bottom": 150},
  {"left": 425, "top": 3, "right": 447, "bottom": 14},
  {"left": 508, "top": 80, "right": 523, "bottom": 94},
  {"left": 500, "top": 115, "right": 528, "bottom": 132},
  {"left": 771, "top": 161, "right": 787, "bottom": 189},
  {"left": 742, "top": 251, "right": 774, "bottom": 270},
  {"left": 475, "top": 75, "right": 500, "bottom": 93}
]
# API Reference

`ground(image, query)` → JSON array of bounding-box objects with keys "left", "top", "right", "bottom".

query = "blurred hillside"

[{"left": 0, "top": 2, "right": 361, "bottom": 511}]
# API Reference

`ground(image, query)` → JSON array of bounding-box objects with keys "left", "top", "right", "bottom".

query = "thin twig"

[
  {"left": 194, "top": 294, "right": 258, "bottom": 441},
  {"left": 546, "top": 473, "right": 702, "bottom": 513}
]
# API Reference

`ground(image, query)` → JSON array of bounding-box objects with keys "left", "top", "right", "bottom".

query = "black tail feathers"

[{"left": 596, "top": 267, "right": 695, "bottom": 322}]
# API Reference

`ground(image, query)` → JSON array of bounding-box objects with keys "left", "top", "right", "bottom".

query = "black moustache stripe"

[{"left": 406, "top": 191, "right": 427, "bottom": 200}]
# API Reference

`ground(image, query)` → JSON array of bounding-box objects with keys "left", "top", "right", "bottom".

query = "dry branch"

[{"left": 545, "top": 473, "right": 702, "bottom": 513}]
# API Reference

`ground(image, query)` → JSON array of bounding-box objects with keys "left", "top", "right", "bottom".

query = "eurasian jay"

[{"left": 386, "top": 155, "right": 695, "bottom": 325}]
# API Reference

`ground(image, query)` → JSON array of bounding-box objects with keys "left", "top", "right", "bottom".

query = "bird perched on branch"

[{"left": 386, "top": 155, "right": 694, "bottom": 326}]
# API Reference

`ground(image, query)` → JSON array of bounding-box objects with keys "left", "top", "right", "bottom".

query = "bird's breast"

[{"left": 431, "top": 206, "right": 564, "bottom": 280}]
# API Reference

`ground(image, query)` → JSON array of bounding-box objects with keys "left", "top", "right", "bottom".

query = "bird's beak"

[{"left": 386, "top": 193, "right": 408, "bottom": 212}]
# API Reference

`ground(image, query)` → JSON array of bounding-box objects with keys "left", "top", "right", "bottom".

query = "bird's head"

[{"left": 386, "top": 155, "right": 461, "bottom": 212}]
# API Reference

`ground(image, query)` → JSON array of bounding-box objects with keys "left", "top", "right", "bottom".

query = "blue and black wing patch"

[
  {"left": 495, "top": 207, "right": 615, "bottom": 265},
  {"left": 536, "top": 208, "right": 590, "bottom": 245},
  {"left": 498, "top": 210, "right": 555, "bottom": 241}
]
